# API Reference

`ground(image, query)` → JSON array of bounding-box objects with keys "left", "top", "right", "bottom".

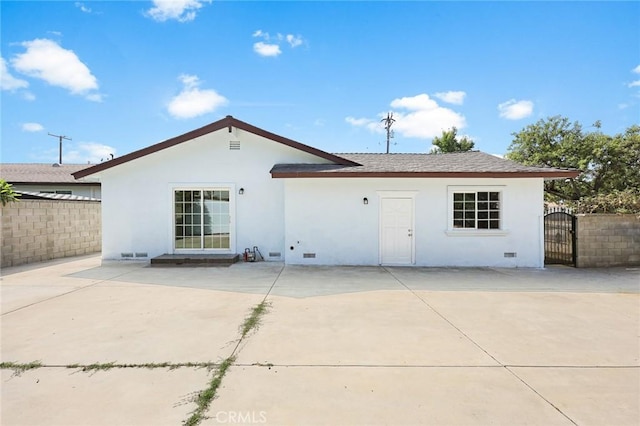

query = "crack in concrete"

[
  {"left": 4, "top": 261, "right": 632, "bottom": 425},
  {"left": 382, "top": 266, "right": 504, "bottom": 365},
  {"left": 506, "top": 366, "right": 579, "bottom": 426},
  {"left": 181, "top": 263, "right": 285, "bottom": 426},
  {"left": 236, "top": 363, "right": 640, "bottom": 368},
  {"left": 382, "top": 266, "right": 580, "bottom": 426},
  {"left": 1, "top": 268, "right": 143, "bottom": 316}
]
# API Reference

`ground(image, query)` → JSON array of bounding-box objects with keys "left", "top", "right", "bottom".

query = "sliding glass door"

[{"left": 174, "top": 189, "right": 230, "bottom": 250}]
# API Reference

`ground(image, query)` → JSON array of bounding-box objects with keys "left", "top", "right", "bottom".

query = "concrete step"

[{"left": 150, "top": 254, "right": 240, "bottom": 267}]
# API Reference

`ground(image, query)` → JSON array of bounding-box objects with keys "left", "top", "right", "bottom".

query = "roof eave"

[
  {"left": 9, "top": 181, "right": 100, "bottom": 186},
  {"left": 271, "top": 171, "right": 582, "bottom": 179}
]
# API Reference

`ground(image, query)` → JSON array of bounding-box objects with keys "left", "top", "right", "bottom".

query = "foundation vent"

[
  {"left": 303, "top": 253, "right": 316, "bottom": 259},
  {"left": 120, "top": 252, "right": 134, "bottom": 258},
  {"left": 504, "top": 252, "right": 517, "bottom": 258},
  {"left": 269, "top": 252, "right": 281, "bottom": 258},
  {"left": 229, "top": 141, "right": 241, "bottom": 150},
  {"left": 135, "top": 252, "right": 148, "bottom": 258}
]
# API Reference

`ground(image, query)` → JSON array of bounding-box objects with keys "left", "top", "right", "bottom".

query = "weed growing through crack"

[
  {"left": 2, "top": 300, "right": 273, "bottom": 426},
  {"left": 240, "top": 300, "right": 271, "bottom": 338},
  {"left": 183, "top": 355, "right": 236, "bottom": 426},
  {"left": 0, "top": 361, "right": 43, "bottom": 376},
  {"left": 1, "top": 361, "right": 216, "bottom": 375},
  {"left": 182, "top": 300, "right": 272, "bottom": 426},
  {"left": 75, "top": 362, "right": 117, "bottom": 372},
  {"left": 66, "top": 362, "right": 217, "bottom": 372}
]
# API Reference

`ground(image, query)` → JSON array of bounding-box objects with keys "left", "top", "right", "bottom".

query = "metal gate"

[{"left": 544, "top": 208, "right": 576, "bottom": 265}]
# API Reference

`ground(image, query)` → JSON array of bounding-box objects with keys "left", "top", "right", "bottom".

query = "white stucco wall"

[
  {"left": 98, "top": 127, "right": 332, "bottom": 261},
  {"left": 282, "top": 177, "right": 545, "bottom": 267},
  {"left": 96, "top": 125, "right": 546, "bottom": 267}
]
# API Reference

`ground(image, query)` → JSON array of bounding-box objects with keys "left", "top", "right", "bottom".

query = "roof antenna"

[
  {"left": 48, "top": 133, "right": 72, "bottom": 164},
  {"left": 381, "top": 112, "right": 395, "bottom": 153}
]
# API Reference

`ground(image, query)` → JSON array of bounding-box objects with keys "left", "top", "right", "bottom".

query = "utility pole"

[
  {"left": 381, "top": 112, "right": 395, "bottom": 153},
  {"left": 48, "top": 133, "right": 71, "bottom": 164}
]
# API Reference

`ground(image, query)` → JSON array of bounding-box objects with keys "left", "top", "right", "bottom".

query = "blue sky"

[{"left": 1, "top": 1, "right": 639, "bottom": 164}]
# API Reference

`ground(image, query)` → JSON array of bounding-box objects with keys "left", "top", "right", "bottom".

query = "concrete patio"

[{"left": 1, "top": 255, "right": 638, "bottom": 425}]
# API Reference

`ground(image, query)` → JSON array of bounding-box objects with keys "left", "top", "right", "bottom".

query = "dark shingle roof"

[
  {"left": 1, "top": 164, "right": 95, "bottom": 184},
  {"left": 270, "top": 151, "right": 580, "bottom": 178},
  {"left": 69, "top": 116, "right": 579, "bottom": 181}
]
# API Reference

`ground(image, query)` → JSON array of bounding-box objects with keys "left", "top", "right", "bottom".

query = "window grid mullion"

[{"left": 452, "top": 190, "right": 501, "bottom": 231}]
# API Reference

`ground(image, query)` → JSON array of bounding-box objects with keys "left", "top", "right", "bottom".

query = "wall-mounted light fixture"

[
  {"left": 239, "top": 188, "right": 245, "bottom": 195},
  {"left": 363, "top": 197, "right": 368, "bottom": 205}
]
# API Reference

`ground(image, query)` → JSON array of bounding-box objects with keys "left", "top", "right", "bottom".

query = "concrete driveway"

[{"left": 1, "top": 255, "right": 638, "bottom": 426}]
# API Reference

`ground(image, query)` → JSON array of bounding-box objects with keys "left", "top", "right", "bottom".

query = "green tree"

[
  {"left": 0, "top": 179, "right": 20, "bottom": 206},
  {"left": 431, "top": 127, "right": 475, "bottom": 153},
  {"left": 506, "top": 116, "right": 640, "bottom": 202},
  {"left": 588, "top": 124, "right": 640, "bottom": 194}
]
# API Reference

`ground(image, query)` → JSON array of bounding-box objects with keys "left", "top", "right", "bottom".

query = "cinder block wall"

[
  {"left": 576, "top": 214, "right": 640, "bottom": 268},
  {"left": 1, "top": 199, "right": 101, "bottom": 268}
]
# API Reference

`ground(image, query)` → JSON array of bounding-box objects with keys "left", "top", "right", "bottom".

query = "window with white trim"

[{"left": 452, "top": 191, "right": 501, "bottom": 230}]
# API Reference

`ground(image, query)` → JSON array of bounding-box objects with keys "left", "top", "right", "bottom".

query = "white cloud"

[
  {"left": 253, "top": 42, "right": 282, "bottom": 57},
  {"left": 146, "top": 0, "right": 209, "bottom": 22},
  {"left": 345, "top": 117, "right": 370, "bottom": 126},
  {"left": 345, "top": 116, "right": 384, "bottom": 133},
  {"left": 65, "top": 142, "right": 117, "bottom": 164},
  {"left": 391, "top": 94, "right": 438, "bottom": 111},
  {"left": 390, "top": 94, "right": 467, "bottom": 138},
  {"left": 167, "top": 74, "right": 228, "bottom": 119},
  {"left": 286, "top": 34, "right": 303, "bottom": 48},
  {"left": 253, "top": 30, "right": 276, "bottom": 42},
  {"left": 252, "top": 30, "right": 304, "bottom": 56},
  {"left": 22, "top": 122, "right": 44, "bottom": 132},
  {"left": 11, "top": 38, "right": 101, "bottom": 101},
  {"left": 627, "top": 65, "right": 640, "bottom": 89},
  {"left": 433, "top": 91, "right": 466, "bottom": 105},
  {"left": 85, "top": 93, "right": 104, "bottom": 102},
  {"left": 346, "top": 94, "right": 467, "bottom": 139},
  {"left": 497, "top": 99, "right": 534, "bottom": 120},
  {"left": 75, "top": 2, "right": 92, "bottom": 13},
  {"left": 1, "top": 57, "right": 29, "bottom": 91}
]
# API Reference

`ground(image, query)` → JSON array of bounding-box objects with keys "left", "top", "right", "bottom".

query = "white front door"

[{"left": 380, "top": 197, "right": 414, "bottom": 265}]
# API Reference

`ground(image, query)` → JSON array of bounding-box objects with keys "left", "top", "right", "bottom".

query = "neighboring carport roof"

[
  {"left": 15, "top": 190, "right": 100, "bottom": 201},
  {"left": 270, "top": 151, "right": 581, "bottom": 179},
  {"left": 72, "top": 115, "right": 359, "bottom": 179},
  {"left": 1, "top": 163, "right": 97, "bottom": 185}
]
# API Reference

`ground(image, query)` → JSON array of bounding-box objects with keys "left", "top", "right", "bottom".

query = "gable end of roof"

[{"left": 73, "top": 116, "right": 359, "bottom": 179}]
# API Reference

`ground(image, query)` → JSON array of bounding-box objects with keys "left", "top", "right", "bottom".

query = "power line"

[{"left": 48, "top": 133, "right": 72, "bottom": 164}]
